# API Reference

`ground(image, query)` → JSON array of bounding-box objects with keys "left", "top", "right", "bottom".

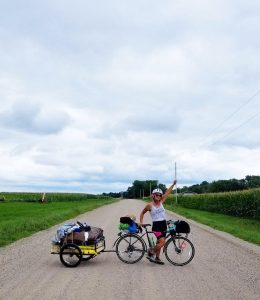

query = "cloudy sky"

[{"left": 0, "top": 0, "right": 259, "bottom": 193}]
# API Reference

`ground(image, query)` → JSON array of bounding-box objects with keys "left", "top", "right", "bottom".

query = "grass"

[
  {"left": 164, "top": 202, "right": 260, "bottom": 246},
  {"left": 0, "top": 198, "right": 117, "bottom": 247}
]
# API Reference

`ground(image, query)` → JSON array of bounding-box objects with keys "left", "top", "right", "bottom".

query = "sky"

[{"left": 0, "top": 0, "right": 259, "bottom": 194}]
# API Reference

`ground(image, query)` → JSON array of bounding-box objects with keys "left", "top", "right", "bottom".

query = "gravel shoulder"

[{"left": 0, "top": 199, "right": 259, "bottom": 300}]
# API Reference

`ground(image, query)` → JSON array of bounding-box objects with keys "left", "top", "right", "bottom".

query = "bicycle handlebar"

[{"left": 141, "top": 224, "right": 151, "bottom": 228}]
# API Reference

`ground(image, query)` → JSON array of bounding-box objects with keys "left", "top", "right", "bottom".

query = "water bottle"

[
  {"left": 148, "top": 235, "right": 155, "bottom": 248},
  {"left": 169, "top": 221, "right": 176, "bottom": 232}
]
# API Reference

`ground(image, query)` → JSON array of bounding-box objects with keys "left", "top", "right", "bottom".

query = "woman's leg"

[{"left": 154, "top": 237, "right": 166, "bottom": 258}]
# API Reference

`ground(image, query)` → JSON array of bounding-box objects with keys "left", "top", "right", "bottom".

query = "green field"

[
  {"left": 2, "top": 189, "right": 260, "bottom": 247},
  {"left": 164, "top": 199, "right": 260, "bottom": 245},
  {"left": 0, "top": 192, "right": 110, "bottom": 202},
  {"left": 0, "top": 198, "right": 117, "bottom": 247}
]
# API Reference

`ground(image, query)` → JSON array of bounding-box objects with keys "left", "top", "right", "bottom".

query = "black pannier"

[{"left": 174, "top": 220, "right": 190, "bottom": 233}]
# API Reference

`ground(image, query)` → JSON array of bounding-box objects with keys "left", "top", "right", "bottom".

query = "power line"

[
  {"left": 211, "top": 110, "right": 260, "bottom": 145},
  {"left": 172, "top": 89, "right": 260, "bottom": 164},
  {"left": 199, "top": 89, "right": 260, "bottom": 147}
]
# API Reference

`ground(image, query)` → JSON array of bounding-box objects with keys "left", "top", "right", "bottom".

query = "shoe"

[
  {"left": 146, "top": 255, "right": 155, "bottom": 262},
  {"left": 147, "top": 248, "right": 154, "bottom": 257},
  {"left": 154, "top": 257, "right": 165, "bottom": 265},
  {"left": 146, "top": 250, "right": 155, "bottom": 262}
]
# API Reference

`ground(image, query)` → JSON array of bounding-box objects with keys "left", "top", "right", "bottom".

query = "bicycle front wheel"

[
  {"left": 164, "top": 236, "right": 195, "bottom": 266},
  {"left": 116, "top": 233, "right": 146, "bottom": 264}
]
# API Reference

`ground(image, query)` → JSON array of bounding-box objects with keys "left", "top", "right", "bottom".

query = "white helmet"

[{"left": 152, "top": 188, "right": 163, "bottom": 195}]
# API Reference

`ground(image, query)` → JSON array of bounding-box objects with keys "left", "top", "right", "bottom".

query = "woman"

[{"left": 139, "top": 180, "right": 177, "bottom": 265}]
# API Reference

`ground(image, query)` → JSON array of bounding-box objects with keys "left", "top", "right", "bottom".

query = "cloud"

[
  {"left": 0, "top": 0, "right": 259, "bottom": 193},
  {"left": 0, "top": 102, "right": 70, "bottom": 135}
]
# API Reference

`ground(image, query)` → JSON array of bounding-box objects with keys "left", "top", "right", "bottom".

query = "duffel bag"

[
  {"left": 88, "top": 227, "right": 104, "bottom": 241},
  {"left": 67, "top": 231, "right": 85, "bottom": 244},
  {"left": 67, "top": 227, "right": 103, "bottom": 243}
]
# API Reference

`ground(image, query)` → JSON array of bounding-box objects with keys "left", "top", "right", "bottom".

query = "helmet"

[
  {"left": 152, "top": 188, "right": 163, "bottom": 195},
  {"left": 126, "top": 214, "right": 136, "bottom": 221}
]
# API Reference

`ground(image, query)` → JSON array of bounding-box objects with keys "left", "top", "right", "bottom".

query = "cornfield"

[
  {"left": 167, "top": 188, "right": 260, "bottom": 219},
  {"left": 0, "top": 192, "right": 111, "bottom": 202}
]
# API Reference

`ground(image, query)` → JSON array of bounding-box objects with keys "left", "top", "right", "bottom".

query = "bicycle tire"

[
  {"left": 82, "top": 255, "right": 95, "bottom": 261},
  {"left": 116, "top": 233, "right": 146, "bottom": 264},
  {"left": 164, "top": 236, "right": 195, "bottom": 266},
  {"left": 60, "top": 243, "right": 83, "bottom": 267}
]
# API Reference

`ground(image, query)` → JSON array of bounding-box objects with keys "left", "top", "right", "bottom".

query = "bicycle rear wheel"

[
  {"left": 164, "top": 236, "right": 195, "bottom": 266},
  {"left": 116, "top": 233, "right": 146, "bottom": 264}
]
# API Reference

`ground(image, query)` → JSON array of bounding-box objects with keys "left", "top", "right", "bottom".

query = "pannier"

[{"left": 174, "top": 220, "right": 190, "bottom": 234}]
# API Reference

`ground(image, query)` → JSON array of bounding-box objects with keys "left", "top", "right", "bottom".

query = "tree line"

[
  {"left": 182, "top": 175, "right": 260, "bottom": 194},
  {"left": 102, "top": 180, "right": 165, "bottom": 199},
  {"left": 102, "top": 175, "right": 260, "bottom": 198}
]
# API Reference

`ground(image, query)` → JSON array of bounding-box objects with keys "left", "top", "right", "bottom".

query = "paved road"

[{"left": 0, "top": 199, "right": 259, "bottom": 300}]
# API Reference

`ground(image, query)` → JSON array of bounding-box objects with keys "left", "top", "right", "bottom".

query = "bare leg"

[{"left": 154, "top": 237, "right": 166, "bottom": 258}]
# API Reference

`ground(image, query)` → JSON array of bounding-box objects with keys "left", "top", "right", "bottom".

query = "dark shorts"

[{"left": 152, "top": 220, "right": 167, "bottom": 239}]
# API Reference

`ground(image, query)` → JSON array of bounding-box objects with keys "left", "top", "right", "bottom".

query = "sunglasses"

[{"left": 154, "top": 194, "right": 162, "bottom": 197}]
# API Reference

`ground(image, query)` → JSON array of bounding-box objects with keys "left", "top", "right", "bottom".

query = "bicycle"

[{"left": 114, "top": 220, "right": 195, "bottom": 266}]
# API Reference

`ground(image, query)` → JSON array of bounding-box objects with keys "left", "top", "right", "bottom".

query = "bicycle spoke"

[
  {"left": 116, "top": 234, "right": 145, "bottom": 264},
  {"left": 164, "top": 236, "right": 195, "bottom": 266}
]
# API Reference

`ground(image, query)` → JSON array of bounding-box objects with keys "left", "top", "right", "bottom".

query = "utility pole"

[{"left": 175, "top": 162, "right": 178, "bottom": 204}]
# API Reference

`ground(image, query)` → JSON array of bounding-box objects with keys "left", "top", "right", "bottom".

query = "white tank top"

[{"left": 150, "top": 203, "right": 166, "bottom": 222}]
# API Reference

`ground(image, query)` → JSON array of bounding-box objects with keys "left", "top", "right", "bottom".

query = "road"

[{"left": 0, "top": 199, "right": 259, "bottom": 300}]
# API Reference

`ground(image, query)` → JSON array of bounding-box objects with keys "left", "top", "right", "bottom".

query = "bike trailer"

[{"left": 51, "top": 222, "right": 105, "bottom": 255}]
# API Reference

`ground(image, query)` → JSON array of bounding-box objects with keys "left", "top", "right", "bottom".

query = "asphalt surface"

[{"left": 0, "top": 199, "right": 259, "bottom": 300}]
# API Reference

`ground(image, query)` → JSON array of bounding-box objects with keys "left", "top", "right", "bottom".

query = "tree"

[
  {"left": 121, "top": 174, "right": 259, "bottom": 197},
  {"left": 245, "top": 175, "right": 260, "bottom": 188},
  {"left": 124, "top": 180, "right": 165, "bottom": 198}
]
